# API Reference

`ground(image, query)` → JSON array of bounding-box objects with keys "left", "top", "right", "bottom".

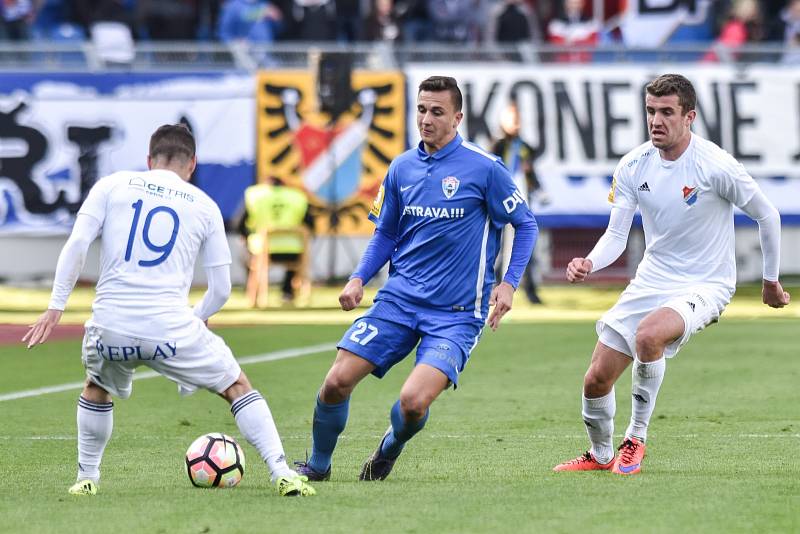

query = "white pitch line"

[{"left": 0, "top": 342, "right": 337, "bottom": 403}]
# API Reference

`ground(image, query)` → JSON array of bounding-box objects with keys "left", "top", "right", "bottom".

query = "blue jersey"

[{"left": 366, "top": 134, "right": 536, "bottom": 321}]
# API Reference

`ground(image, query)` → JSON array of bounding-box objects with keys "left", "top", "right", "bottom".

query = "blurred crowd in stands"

[{"left": 2, "top": 0, "right": 799, "bottom": 55}]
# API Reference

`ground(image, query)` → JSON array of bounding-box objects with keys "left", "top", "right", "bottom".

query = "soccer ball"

[{"left": 185, "top": 433, "right": 246, "bottom": 488}]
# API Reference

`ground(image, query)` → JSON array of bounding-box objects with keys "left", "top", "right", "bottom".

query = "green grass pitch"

[{"left": 1, "top": 320, "right": 798, "bottom": 533}]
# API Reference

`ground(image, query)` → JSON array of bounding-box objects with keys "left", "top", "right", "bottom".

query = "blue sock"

[
  {"left": 380, "top": 400, "right": 429, "bottom": 459},
  {"left": 308, "top": 395, "right": 349, "bottom": 473}
]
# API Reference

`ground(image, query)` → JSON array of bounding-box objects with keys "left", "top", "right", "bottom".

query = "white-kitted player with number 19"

[{"left": 23, "top": 124, "right": 315, "bottom": 498}]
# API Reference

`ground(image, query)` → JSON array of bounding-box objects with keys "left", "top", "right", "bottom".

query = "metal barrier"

[{"left": 0, "top": 41, "right": 794, "bottom": 71}]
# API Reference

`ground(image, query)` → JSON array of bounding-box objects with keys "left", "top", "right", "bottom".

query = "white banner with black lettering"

[
  {"left": 407, "top": 64, "right": 800, "bottom": 226},
  {"left": 0, "top": 73, "right": 255, "bottom": 235}
]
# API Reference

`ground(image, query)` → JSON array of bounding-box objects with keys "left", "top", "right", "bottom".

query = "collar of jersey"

[
  {"left": 149, "top": 168, "right": 184, "bottom": 182},
  {"left": 416, "top": 133, "right": 463, "bottom": 161},
  {"left": 658, "top": 133, "right": 695, "bottom": 168}
]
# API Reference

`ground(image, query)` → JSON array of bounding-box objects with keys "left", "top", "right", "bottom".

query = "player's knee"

[
  {"left": 320, "top": 372, "right": 356, "bottom": 404},
  {"left": 221, "top": 372, "right": 253, "bottom": 403},
  {"left": 83, "top": 378, "right": 112, "bottom": 403},
  {"left": 635, "top": 328, "right": 664, "bottom": 361},
  {"left": 398, "top": 392, "right": 430, "bottom": 422},
  {"left": 583, "top": 369, "right": 613, "bottom": 397}
]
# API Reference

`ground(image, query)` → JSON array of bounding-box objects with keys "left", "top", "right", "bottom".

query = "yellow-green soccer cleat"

[
  {"left": 68, "top": 479, "right": 97, "bottom": 496},
  {"left": 275, "top": 475, "right": 316, "bottom": 497}
]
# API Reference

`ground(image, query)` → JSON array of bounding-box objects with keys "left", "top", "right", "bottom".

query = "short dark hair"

[
  {"left": 418, "top": 76, "right": 462, "bottom": 112},
  {"left": 645, "top": 74, "right": 696, "bottom": 114},
  {"left": 149, "top": 124, "right": 196, "bottom": 164}
]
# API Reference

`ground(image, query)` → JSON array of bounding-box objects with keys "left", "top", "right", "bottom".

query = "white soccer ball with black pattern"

[{"left": 185, "top": 433, "right": 246, "bottom": 488}]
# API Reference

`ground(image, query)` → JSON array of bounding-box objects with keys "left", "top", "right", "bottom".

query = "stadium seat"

[{"left": 90, "top": 22, "right": 135, "bottom": 65}]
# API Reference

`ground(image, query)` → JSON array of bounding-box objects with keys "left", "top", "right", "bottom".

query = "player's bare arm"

[
  {"left": 762, "top": 279, "right": 790, "bottom": 308},
  {"left": 566, "top": 258, "right": 593, "bottom": 283},
  {"left": 487, "top": 281, "right": 515, "bottom": 331},
  {"left": 22, "top": 309, "right": 63, "bottom": 348},
  {"left": 339, "top": 277, "right": 364, "bottom": 311}
]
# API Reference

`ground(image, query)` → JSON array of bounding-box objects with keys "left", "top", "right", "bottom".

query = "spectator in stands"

[
  {"left": 775, "top": 0, "right": 800, "bottom": 62},
  {"left": 764, "top": 0, "right": 800, "bottom": 41},
  {"left": 73, "top": 0, "right": 137, "bottom": 38},
  {"left": 486, "top": 0, "right": 542, "bottom": 44},
  {"left": 427, "top": 0, "right": 483, "bottom": 43},
  {"left": 336, "top": 0, "right": 361, "bottom": 42},
  {"left": 363, "top": 0, "right": 401, "bottom": 42},
  {"left": 241, "top": 176, "right": 313, "bottom": 306},
  {"left": 492, "top": 101, "right": 544, "bottom": 304},
  {"left": 32, "top": 0, "right": 69, "bottom": 38},
  {"left": 218, "top": 0, "right": 283, "bottom": 43},
  {"left": 547, "top": 0, "right": 600, "bottom": 62},
  {"left": 290, "top": 0, "right": 336, "bottom": 40},
  {"left": 138, "top": 0, "right": 200, "bottom": 40},
  {"left": 704, "top": 0, "right": 764, "bottom": 61},
  {"left": 0, "top": 0, "right": 38, "bottom": 41},
  {"left": 196, "top": 0, "right": 223, "bottom": 40},
  {"left": 394, "top": 0, "right": 430, "bottom": 42}
]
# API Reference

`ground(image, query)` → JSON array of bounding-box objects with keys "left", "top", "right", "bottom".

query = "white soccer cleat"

[{"left": 68, "top": 479, "right": 98, "bottom": 496}]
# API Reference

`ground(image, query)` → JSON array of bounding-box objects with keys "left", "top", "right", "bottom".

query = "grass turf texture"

[
  {"left": 1, "top": 321, "right": 798, "bottom": 533},
  {"left": 1, "top": 284, "right": 799, "bottom": 325}
]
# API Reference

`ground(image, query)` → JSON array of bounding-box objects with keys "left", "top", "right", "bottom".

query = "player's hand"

[
  {"left": 762, "top": 279, "right": 790, "bottom": 308},
  {"left": 22, "top": 309, "right": 63, "bottom": 349},
  {"left": 566, "top": 258, "right": 593, "bottom": 283},
  {"left": 339, "top": 278, "right": 364, "bottom": 311},
  {"left": 487, "top": 281, "right": 515, "bottom": 331}
]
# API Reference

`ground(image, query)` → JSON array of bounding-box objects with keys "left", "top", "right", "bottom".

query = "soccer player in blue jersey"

[{"left": 294, "top": 76, "right": 538, "bottom": 481}]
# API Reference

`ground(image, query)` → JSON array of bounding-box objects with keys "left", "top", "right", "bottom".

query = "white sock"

[
  {"left": 626, "top": 358, "right": 666, "bottom": 442},
  {"left": 231, "top": 391, "right": 294, "bottom": 482},
  {"left": 76, "top": 396, "right": 113, "bottom": 484},
  {"left": 582, "top": 389, "right": 616, "bottom": 465}
]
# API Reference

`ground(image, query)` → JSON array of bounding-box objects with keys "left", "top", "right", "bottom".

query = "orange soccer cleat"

[
  {"left": 611, "top": 437, "right": 646, "bottom": 475},
  {"left": 553, "top": 451, "right": 615, "bottom": 472}
]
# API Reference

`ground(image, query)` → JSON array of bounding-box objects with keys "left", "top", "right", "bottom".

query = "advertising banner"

[
  {"left": 406, "top": 64, "right": 800, "bottom": 226},
  {"left": 0, "top": 73, "right": 255, "bottom": 235}
]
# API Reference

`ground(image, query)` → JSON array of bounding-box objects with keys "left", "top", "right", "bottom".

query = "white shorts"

[
  {"left": 81, "top": 322, "right": 241, "bottom": 399},
  {"left": 597, "top": 283, "right": 731, "bottom": 360}
]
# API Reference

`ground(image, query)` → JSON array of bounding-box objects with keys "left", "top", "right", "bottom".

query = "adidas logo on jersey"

[{"left": 638, "top": 182, "right": 650, "bottom": 192}]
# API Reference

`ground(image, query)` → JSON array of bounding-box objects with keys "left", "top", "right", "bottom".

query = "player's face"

[
  {"left": 417, "top": 90, "right": 463, "bottom": 153},
  {"left": 645, "top": 93, "right": 695, "bottom": 153}
]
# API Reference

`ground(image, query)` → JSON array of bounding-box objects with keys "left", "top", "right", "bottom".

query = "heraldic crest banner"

[{"left": 257, "top": 70, "right": 406, "bottom": 236}]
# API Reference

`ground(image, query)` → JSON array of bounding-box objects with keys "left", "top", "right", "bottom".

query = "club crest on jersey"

[
  {"left": 683, "top": 186, "right": 698, "bottom": 206},
  {"left": 442, "top": 176, "right": 459, "bottom": 199}
]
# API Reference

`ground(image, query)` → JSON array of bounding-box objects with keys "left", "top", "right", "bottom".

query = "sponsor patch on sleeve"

[
  {"left": 608, "top": 175, "right": 617, "bottom": 203},
  {"left": 370, "top": 183, "right": 385, "bottom": 219}
]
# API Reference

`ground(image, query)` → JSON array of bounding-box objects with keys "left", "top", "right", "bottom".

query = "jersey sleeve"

[
  {"left": 713, "top": 154, "right": 760, "bottom": 208},
  {"left": 201, "top": 205, "right": 233, "bottom": 268},
  {"left": 485, "top": 160, "right": 533, "bottom": 226},
  {"left": 368, "top": 162, "right": 400, "bottom": 237},
  {"left": 77, "top": 175, "right": 114, "bottom": 226},
  {"left": 607, "top": 159, "right": 637, "bottom": 209}
]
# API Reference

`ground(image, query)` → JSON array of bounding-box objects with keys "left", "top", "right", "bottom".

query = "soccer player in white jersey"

[
  {"left": 553, "top": 74, "right": 791, "bottom": 475},
  {"left": 23, "top": 124, "right": 315, "bottom": 497}
]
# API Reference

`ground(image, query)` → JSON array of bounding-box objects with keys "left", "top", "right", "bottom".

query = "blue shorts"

[{"left": 337, "top": 299, "right": 484, "bottom": 387}]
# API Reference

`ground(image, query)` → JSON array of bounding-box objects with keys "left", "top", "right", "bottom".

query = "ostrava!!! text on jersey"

[{"left": 369, "top": 133, "right": 534, "bottom": 318}]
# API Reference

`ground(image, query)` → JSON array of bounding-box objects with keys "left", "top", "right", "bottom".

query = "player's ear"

[
  {"left": 453, "top": 111, "right": 463, "bottom": 129},
  {"left": 685, "top": 109, "right": 696, "bottom": 125},
  {"left": 146, "top": 155, "right": 153, "bottom": 170},
  {"left": 188, "top": 155, "right": 197, "bottom": 175}
]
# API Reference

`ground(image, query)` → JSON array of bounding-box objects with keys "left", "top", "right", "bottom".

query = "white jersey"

[
  {"left": 78, "top": 169, "right": 232, "bottom": 339},
  {"left": 609, "top": 133, "right": 759, "bottom": 292}
]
